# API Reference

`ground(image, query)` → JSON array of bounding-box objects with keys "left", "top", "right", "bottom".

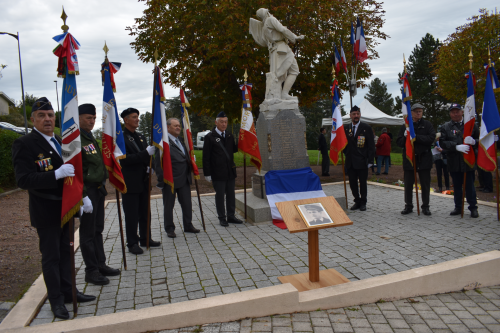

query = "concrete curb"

[{"left": 0, "top": 188, "right": 23, "bottom": 198}]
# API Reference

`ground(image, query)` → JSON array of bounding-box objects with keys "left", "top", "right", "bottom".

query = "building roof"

[{"left": 0, "top": 91, "right": 16, "bottom": 106}]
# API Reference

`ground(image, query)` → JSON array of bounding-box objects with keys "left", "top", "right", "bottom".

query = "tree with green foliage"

[
  {"left": 127, "top": 0, "right": 388, "bottom": 119},
  {"left": 302, "top": 99, "right": 332, "bottom": 150},
  {"left": 138, "top": 111, "right": 153, "bottom": 144},
  {"left": 365, "top": 77, "right": 395, "bottom": 115},
  {"left": 399, "top": 33, "right": 448, "bottom": 129}
]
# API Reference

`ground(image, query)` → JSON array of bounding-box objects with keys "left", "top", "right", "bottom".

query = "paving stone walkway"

[
  {"left": 27, "top": 183, "right": 500, "bottom": 327},
  {"left": 0, "top": 302, "right": 14, "bottom": 324}
]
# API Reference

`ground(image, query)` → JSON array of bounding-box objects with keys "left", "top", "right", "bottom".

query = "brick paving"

[{"left": 23, "top": 183, "right": 500, "bottom": 328}]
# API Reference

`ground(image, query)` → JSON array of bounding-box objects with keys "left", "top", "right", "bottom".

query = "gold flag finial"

[
  {"left": 154, "top": 49, "right": 159, "bottom": 66},
  {"left": 403, "top": 54, "right": 407, "bottom": 74},
  {"left": 332, "top": 64, "right": 336, "bottom": 80},
  {"left": 469, "top": 47, "right": 473, "bottom": 70},
  {"left": 244, "top": 69, "right": 248, "bottom": 83},
  {"left": 103, "top": 41, "right": 109, "bottom": 57},
  {"left": 61, "top": 6, "right": 69, "bottom": 32}
]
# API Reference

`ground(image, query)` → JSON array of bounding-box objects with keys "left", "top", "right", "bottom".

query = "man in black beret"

[
  {"left": 202, "top": 111, "right": 243, "bottom": 226},
  {"left": 11, "top": 97, "right": 95, "bottom": 319},
  {"left": 120, "top": 108, "right": 161, "bottom": 254},
  {"left": 78, "top": 103, "right": 120, "bottom": 285},
  {"left": 343, "top": 105, "right": 375, "bottom": 211}
]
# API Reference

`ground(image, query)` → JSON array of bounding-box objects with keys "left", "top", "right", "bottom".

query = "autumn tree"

[
  {"left": 432, "top": 9, "right": 500, "bottom": 113},
  {"left": 365, "top": 77, "right": 395, "bottom": 115},
  {"left": 127, "top": 0, "right": 388, "bottom": 119}
]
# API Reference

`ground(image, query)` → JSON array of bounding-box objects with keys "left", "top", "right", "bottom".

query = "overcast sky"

[{"left": 0, "top": 0, "right": 497, "bottom": 129}]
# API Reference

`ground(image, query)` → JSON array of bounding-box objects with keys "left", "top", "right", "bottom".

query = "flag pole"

[
  {"left": 194, "top": 178, "right": 206, "bottom": 231},
  {"left": 115, "top": 190, "right": 127, "bottom": 269},
  {"left": 341, "top": 153, "right": 348, "bottom": 210},
  {"left": 69, "top": 217, "right": 77, "bottom": 317},
  {"left": 243, "top": 69, "right": 249, "bottom": 220},
  {"left": 495, "top": 139, "right": 500, "bottom": 221}
]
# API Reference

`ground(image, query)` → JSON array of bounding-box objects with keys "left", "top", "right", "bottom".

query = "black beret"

[
  {"left": 78, "top": 103, "right": 96, "bottom": 115},
  {"left": 120, "top": 108, "right": 140, "bottom": 118},
  {"left": 32, "top": 97, "right": 53, "bottom": 112},
  {"left": 350, "top": 105, "right": 360, "bottom": 113},
  {"left": 216, "top": 111, "right": 227, "bottom": 118}
]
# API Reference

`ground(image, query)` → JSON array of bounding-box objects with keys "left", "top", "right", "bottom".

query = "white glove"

[
  {"left": 367, "top": 164, "right": 373, "bottom": 168},
  {"left": 404, "top": 130, "right": 407, "bottom": 137},
  {"left": 146, "top": 145, "right": 155, "bottom": 155},
  {"left": 146, "top": 166, "right": 154, "bottom": 174},
  {"left": 79, "top": 206, "right": 83, "bottom": 217},
  {"left": 495, "top": 135, "right": 499, "bottom": 142},
  {"left": 205, "top": 176, "right": 212, "bottom": 182},
  {"left": 464, "top": 136, "right": 475, "bottom": 145},
  {"left": 456, "top": 144, "right": 470, "bottom": 153},
  {"left": 55, "top": 164, "right": 75, "bottom": 180},
  {"left": 82, "top": 196, "right": 93, "bottom": 214}
]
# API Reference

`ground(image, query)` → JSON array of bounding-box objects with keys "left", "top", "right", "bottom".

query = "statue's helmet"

[{"left": 256, "top": 8, "right": 269, "bottom": 20}]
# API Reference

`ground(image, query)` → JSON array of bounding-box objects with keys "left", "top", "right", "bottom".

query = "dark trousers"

[
  {"left": 434, "top": 160, "right": 450, "bottom": 189},
  {"left": 122, "top": 188, "right": 150, "bottom": 248},
  {"left": 321, "top": 152, "right": 330, "bottom": 175},
  {"left": 37, "top": 223, "right": 73, "bottom": 307},
  {"left": 478, "top": 169, "right": 493, "bottom": 191},
  {"left": 347, "top": 168, "right": 368, "bottom": 204},
  {"left": 162, "top": 178, "right": 193, "bottom": 232},
  {"left": 213, "top": 178, "right": 236, "bottom": 220},
  {"left": 79, "top": 186, "right": 106, "bottom": 274},
  {"left": 404, "top": 169, "right": 431, "bottom": 209},
  {"left": 451, "top": 171, "right": 478, "bottom": 211},
  {"left": 377, "top": 156, "right": 390, "bottom": 174}
]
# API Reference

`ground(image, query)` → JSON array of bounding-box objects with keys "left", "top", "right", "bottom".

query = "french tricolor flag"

[
  {"left": 340, "top": 39, "right": 348, "bottom": 73},
  {"left": 329, "top": 80, "right": 347, "bottom": 165},
  {"left": 477, "top": 66, "right": 500, "bottom": 172},
  {"left": 265, "top": 168, "right": 326, "bottom": 229},
  {"left": 463, "top": 70, "right": 476, "bottom": 168},
  {"left": 333, "top": 45, "right": 341, "bottom": 73},
  {"left": 354, "top": 17, "right": 368, "bottom": 63},
  {"left": 401, "top": 74, "right": 416, "bottom": 165}
]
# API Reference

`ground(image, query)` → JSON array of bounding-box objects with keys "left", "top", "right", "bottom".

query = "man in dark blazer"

[
  {"left": 343, "top": 105, "right": 375, "bottom": 211},
  {"left": 11, "top": 97, "right": 95, "bottom": 320},
  {"left": 202, "top": 111, "right": 243, "bottom": 227},
  {"left": 155, "top": 118, "right": 200, "bottom": 238},
  {"left": 318, "top": 128, "right": 330, "bottom": 176},
  {"left": 120, "top": 108, "right": 161, "bottom": 254}
]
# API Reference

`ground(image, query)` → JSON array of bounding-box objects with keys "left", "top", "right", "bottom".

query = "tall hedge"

[{"left": 0, "top": 129, "right": 21, "bottom": 189}]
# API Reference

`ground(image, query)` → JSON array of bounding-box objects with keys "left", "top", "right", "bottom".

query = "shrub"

[{"left": 0, "top": 128, "right": 21, "bottom": 189}]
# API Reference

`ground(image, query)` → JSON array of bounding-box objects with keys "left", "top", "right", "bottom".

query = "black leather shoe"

[
  {"left": 482, "top": 188, "right": 492, "bottom": 193},
  {"left": 450, "top": 208, "right": 461, "bottom": 216},
  {"left": 166, "top": 231, "right": 176, "bottom": 238},
  {"left": 382, "top": 172, "right": 388, "bottom": 175},
  {"left": 470, "top": 209, "right": 479, "bottom": 218},
  {"left": 375, "top": 173, "right": 380, "bottom": 175},
  {"left": 140, "top": 239, "right": 161, "bottom": 247},
  {"left": 65, "top": 292, "right": 96, "bottom": 303},
  {"left": 350, "top": 203, "right": 360, "bottom": 210},
  {"left": 220, "top": 220, "right": 229, "bottom": 227},
  {"left": 438, "top": 187, "right": 442, "bottom": 193},
  {"left": 99, "top": 265, "right": 120, "bottom": 276},
  {"left": 422, "top": 208, "right": 432, "bottom": 216},
  {"left": 85, "top": 271, "right": 110, "bottom": 285},
  {"left": 128, "top": 244, "right": 143, "bottom": 255},
  {"left": 401, "top": 207, "right": 413, "bottom": 215},
  {"left": 228, "top": 217, "right": 243, "bottom": 224},
  {"left": 52, "top": 304, "right": 69, "bottom": 320},
  {"left": 184, "top": 226, "right": 200, "bottom": 233},
  {"left": 359, "top": 205, "right": 366, "bottom": 211}
]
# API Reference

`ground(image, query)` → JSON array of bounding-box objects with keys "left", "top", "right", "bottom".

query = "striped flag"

[
  {"left": 329, "top": 80, "right": 347, "bottom": 165},
  {"left": 180, "top": 89, "right": 200, "bottom": 179},
  {"left": 101, "top": 59, "right": 127, "bottom": 193},
  {"left": 239, "top": 83, "right": 262, "bottom": 172},
  {"left": 354, "top": 17, "right": 368, "bottom": 63},
  {"left": 53, "top": 31, "right": 83, "bottom": 226},
  {"left": 101, "top": 61, "right": 121, "bottom": 93},
  {"left": 401, "top": 73, "right": 416, "bottom": 165},
  {"left": 463, "top": 70, "right": 476, "bottom": 167},
  {"left": 350, "top": 22, "right": 355, "bottom": 46},
  {"left": 333, "top": 45, "right": 341, "bottom": 73},
  {"left": 477, "top": 66, "right": 500, "bottom": 172},
  {"left": 152, "top": 66, "right": 174, "bottom": 192},
  {"left": 339, "top": 39, "right": 348, "bottom": 73}
]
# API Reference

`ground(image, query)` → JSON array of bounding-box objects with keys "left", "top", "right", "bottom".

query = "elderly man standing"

[
  {"left": 396, "top": 104, "right": 435, "bottom": 216},
  {"left": 155, "top": 118, "right": 200, "bottom": 238},
  {"left": 439, "top": 103, "right": 480, "bottom": 218},
  {"left": 203, "top": 111, "right": 243, "bottom": 226},
  {"left": 343, "top": 105, "right": 375, "bottom": 211},
  {"left": 11, "top": 97, "right": 95, "bottom": 319}
]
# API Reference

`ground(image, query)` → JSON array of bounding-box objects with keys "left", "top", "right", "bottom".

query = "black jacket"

[
  {"left": 202, "top": 127, "right": 238, "bottom": 181},
  {"left": 121, "top": 128, "right": 150, "bottom": 193},
  {"left": 439, "top": 120, "right": 479, "bottom": 172},
  {"left": 155, "top": 136, "right": 192, "bottom": 189},
  {"left": 343, "top": 122, "right": 375, "bottom": 170},
  {"left": 318, "top": 133, "right": 328, "bottom": 155},
  {"left": 12, "top": 130, "right": 65, "bottom": 228},
  {"left": 396, "top": 119, "right": 435, "bottom": 171}
]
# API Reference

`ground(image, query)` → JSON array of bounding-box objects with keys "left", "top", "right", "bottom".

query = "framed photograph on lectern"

[{"left": 296, "top": 203, "right": 334, "bottom": 227}]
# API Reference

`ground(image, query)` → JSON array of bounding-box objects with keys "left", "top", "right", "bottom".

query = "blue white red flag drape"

[
  {"left": 53, "top": 32, "right": 83, "bottom": 226},
  {"left": 333, "top": 46, "right": 341, "bottom": 73},
  {"left": 101, "top": 59, "right": 127, "bottom": 193},
  {"left": 478, "top": 66, "right": 500, "bottom": 172},
  {"left": 329, "top": 80, "right": 348, "bottom": 165},
  {"left": 354, "top": 17, "right": 368, "bottom": 63},
  {"left": 101, "top": 61, "right": 121, "bottom": 93},
  {"left": 265, "top": 168, "right": 326, "bottom": 229},
  {"left": 152, "top": 66, "right": 174, "bottom": 192},
  {"left": 339, "top": 39, "right": 348, "bottom": 73},
  {"left": 401, "top": 73, "right": 416, "bottom": 165},
  {"left": 180, "top": 89, "right": 200, "bottom": 179},
  {"left": 463, "top": 70, "right": 476, "bottom": 168},
  {"left": 238, "top": 83, "right": 262, "bottom": 172}
]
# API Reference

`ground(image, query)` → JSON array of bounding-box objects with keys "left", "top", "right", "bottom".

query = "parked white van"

[{"left": 195, "top": 130, "right": 211, "bottom": 149}]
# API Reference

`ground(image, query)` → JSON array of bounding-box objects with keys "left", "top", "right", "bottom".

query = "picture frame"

[{"left": 296, "top": 202, "right": 335, "bottom": 227}]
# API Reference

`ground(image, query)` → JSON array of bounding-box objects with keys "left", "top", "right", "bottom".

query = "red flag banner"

[
  {"left": 239, "top": 83, "right": 262, "bottom": 172},
  {"left": 180, "top": 89, "right": 200, "bottom": 179}
]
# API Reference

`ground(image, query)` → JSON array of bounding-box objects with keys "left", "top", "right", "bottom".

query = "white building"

[{"left": 0, "top": 91, "right": 15, "bottom": 115}]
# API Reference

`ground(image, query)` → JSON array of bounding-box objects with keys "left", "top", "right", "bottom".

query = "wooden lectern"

[{"left": 275, "top": 196, "right": 352, "bottom": 292}]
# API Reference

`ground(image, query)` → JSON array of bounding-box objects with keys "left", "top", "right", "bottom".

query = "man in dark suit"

[
  {"left": 318, "top": 128, "right": 330, "bottom": 176},
  {"left": 343, "top": 105, "right": 375, "bottom": 211},
  {"left": 11, "top": 97, "right": 95, "bottom": 320},
  {"left": 202, "top": 111, "right": 243, "bottom": 227},
  {"left": 120, "top": 108, "right": 161, "bottom": 254},
  {"left": 155, "top": 118, "right": 200, "bottom": 238}
]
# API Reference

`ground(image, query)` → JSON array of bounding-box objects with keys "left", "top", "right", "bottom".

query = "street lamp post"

[{"left": 0, "top": 31, "right": 28, "bottom": 135}]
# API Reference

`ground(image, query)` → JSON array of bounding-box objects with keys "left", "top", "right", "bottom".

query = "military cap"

[
  {"left": 448, "top": 103, "right": 463, "bottom": 111},
  {"left": 32, "top": 97, "right": 53, "bottom": 112},
  {"left": 304, "top": 204, "right": 323, "bottom": 212},
  {"left": 120, "top": 108, "right": 140, "bottom": 118},
  {"left": 216, "top": 111, "right": 227, "bottom": 118},
  {"left": 411, "top": 103, "right": 425, "bottom": 111},
  {"left": 350, "top": 105, "right": 360, "bottom": 113},
  {"left": 78, "top": 103, "right": 96, "bottom": 115}
]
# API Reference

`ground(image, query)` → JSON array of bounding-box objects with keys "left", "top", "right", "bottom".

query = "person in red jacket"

[{"left": 375, "top": 128, "right": 391, "bottom": 175}]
